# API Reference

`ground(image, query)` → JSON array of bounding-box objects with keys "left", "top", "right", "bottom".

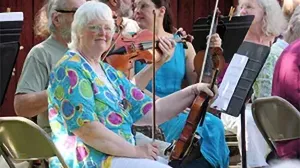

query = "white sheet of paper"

[
  {"left": 0, "top": 12, "right": 23, "bottom": 22},
  {"left": 211, "top": 53, "right": 249, "bottom": 111}
]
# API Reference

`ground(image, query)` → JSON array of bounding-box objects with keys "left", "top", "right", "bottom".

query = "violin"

[
  {"left": 169, "top": 0, "right": 223, "bottom": 165},
  {"left": 103, "top": 29, "right": 188, "bottom": 77},
  {"left": 193, "top": 11, "right": 225, "bottom": 84}
]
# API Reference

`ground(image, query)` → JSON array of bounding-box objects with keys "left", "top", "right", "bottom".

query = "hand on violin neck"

[
  {"left": 157, "top": 36, "right": 175, "bottom": 62},
  {"left": 208, "top": 33, "right": 222, "bottom": 48},
  {"left": 190, "top": 83, "right": 218, "bottom": 99}
]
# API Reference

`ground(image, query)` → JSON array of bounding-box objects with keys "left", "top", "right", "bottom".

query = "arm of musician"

[
  {"left": 135, "top": 83, "right": 214, "bottom": 125},
  {"left": 131, "top": 59, "right": 166, "bottom": 90},
  {"left": 142, "top": 89, "right": 161, "bottom": 100},
  {"left": 185, "top": 42, "right": 197, "bottom": 85},
  {"left": 141, "top": 89, "right": 191, "bottom": 114},
  {"left": 14, "top": 53, "right": 49, "bottom": 118},
  {"left": 73, "top": 121, "right": 138, "bottom": 158},
  {"left": 14, "top": 91, "right": 48, "bottom": 117},
  {"left": 131, "top": 37, "right": 175, "bottom": 89}
]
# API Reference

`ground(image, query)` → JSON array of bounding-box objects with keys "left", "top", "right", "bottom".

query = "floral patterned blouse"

[
  {"left": 47, "top": 51, "right": 152, "bottom": 168},
  {"left": 252, "top": 39, "right": 289, "bottom": 99}
]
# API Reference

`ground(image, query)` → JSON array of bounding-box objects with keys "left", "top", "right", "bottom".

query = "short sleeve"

[
  {"left": 114, "top": 69, "right": 153, "bottom": 123},
  {"left": 16, "top": 51, "right": 49, "bottom": 94},
  {"left": 49, "top": 61, "right": 98, "bottom": 133}
]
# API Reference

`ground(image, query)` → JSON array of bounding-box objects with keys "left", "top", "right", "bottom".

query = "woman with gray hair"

[
  {"left": 47, "top": 1, "right": 216, "bottom": 168},
  {"left": 238, "top": 0, "right": 287, "bottom": 45},
  {"left": 220, "top": 0, "right": 288, "bottom": 167}
]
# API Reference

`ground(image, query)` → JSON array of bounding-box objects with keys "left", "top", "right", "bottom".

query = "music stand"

[
  {"left": 0, "top": 12, "right": 23, "bottom": 107},
  {"left": 212, "top": 41, "right": 270, "bottom": 168},
  {"left": 192, "top": 15, "right": 254, "bottom": 63}
]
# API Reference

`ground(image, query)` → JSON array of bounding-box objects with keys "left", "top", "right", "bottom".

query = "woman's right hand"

[
  {"left": 208, "top": 33, "right": 222, "bottom": 48},
  {"left": 134, "top": 143, "right": 159, "bottom": 160}
]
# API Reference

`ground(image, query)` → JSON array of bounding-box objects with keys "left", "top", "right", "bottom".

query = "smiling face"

[{"left": 79, "top": 19, "right": 114, "bottom": 54}]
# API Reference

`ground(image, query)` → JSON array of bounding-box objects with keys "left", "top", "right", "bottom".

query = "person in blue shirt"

[{"left": 133, "top": 0, "right": 229, "bottom": 167}]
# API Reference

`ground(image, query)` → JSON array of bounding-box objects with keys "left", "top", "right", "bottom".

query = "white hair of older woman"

[
  {"left": 284, "top": 5, "right": 300, "bottom": 43},
  {"left": 238, "top": 0, "right": 287, "bottom": 37},
  {"left": 68, "top": 1, "right": 115, "bottom": 50}
]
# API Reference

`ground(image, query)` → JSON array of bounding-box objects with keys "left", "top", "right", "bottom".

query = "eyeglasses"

[
  {"left": 55, "top": 9, "right": 77, "bottom": 13},
  {"left": 87, "top": 25, "right": 114, "bottom": 34}
]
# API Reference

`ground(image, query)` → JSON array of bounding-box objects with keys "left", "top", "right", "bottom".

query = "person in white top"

[{"left": 221, "top": 0, "right": 287, "bottom": 167}]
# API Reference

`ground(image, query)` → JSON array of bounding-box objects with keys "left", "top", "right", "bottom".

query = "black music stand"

[
  {"left": 212, "top": 41, "right": 270, "bottom": 168},
  {"left": 0, "top": 12, "right": 23, "bottom": 107},
  {"left": 0, "top": 12, "right": 23, "bottom": 168},
  {"left": 192, "top": 15, "right": 254, "bottom": 63}
]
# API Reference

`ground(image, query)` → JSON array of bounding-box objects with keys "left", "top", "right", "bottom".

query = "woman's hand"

[
  {"left": 134, "top": 143, "right": 159, "bottom": 160},
  {"left": 191, "top": 83, "right": 218, "bottom": 99},
  {"left": 157, "top": 36, "right": 175, "bottom": 62},
  {"left": 208, "top": 33, "right": 222, "bottom": 48},
  {"left": 175, "top": 27, "right": 194, "bottom": 42}
]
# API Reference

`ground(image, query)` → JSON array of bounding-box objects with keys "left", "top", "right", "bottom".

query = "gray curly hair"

[{"left": 238, "top": 0, "right": 287, "bottom": 37}]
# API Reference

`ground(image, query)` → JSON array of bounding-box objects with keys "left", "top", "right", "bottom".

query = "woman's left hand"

[
  {"left": 157, "top": 36, "right": 176, "bottom": 62},
  {"left": 192, "top": 83, "right": 218, "bottom": 99},
  {"left": 175, "top": 27, "right": 194, "bottom": 42}
]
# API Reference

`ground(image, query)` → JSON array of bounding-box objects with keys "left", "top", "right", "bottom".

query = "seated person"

[
  {"left": 220, "top": 0, "right": 287, "bottom": 167},
  {"left": 47, "top": 1, "right": 217, "bottom": 167},
  {"left": 132, "top": 0, "right": 229, "bottom": 168},
  {"left": 272, "top": 24, "right": 300, "bottom": 160}
]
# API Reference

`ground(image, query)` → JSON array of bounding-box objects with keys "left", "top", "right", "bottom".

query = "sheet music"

[
  {"left": 0, "top": 12, "right": 23, "bottom": 22},
  {"left": 211, "top": 53, "right": 249, "bottom": 111}
]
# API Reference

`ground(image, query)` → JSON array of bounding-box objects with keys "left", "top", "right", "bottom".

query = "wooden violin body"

[
  {"left": 169, "top": 93, "right": 210, "bottom": 160},
  {"left": 104, "top": 30, "right": 161, "bottom": 77},
  {"left": 194, "top": 46, "right": 225, "bottom": 83},
  {"left": 169, "top": 70, "right": 219, "bottom": 162}
]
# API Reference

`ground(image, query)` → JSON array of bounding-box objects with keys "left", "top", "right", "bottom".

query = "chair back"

[
  {"left": 252, "top": 96, "right": 300, "bottom": 143},
  {"left": 0, "top": 117, "right": 68, "bottom": 168}
]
